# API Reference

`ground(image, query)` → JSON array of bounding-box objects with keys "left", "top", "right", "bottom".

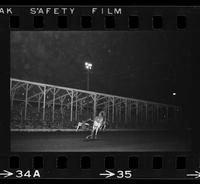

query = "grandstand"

[{"left": 10, "top": 78, "right": 182, "bottom": 131}]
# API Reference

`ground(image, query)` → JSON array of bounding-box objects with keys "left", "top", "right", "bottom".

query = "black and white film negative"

[{"left": 0, "top": 5, "right": 199, "bottom": 180}]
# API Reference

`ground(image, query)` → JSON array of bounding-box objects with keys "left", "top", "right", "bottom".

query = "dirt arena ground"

[{"left": 10, "top": 129, "right": 191, "bottom": 152}]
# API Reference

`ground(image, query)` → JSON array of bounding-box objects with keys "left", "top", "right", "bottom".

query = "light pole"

[
  {"left": 172, "top": 91, "right": 176, "bottom": 105},
  {"left": 84, "top": 62, "right": 92, "bottom": 91},
  {"left": 84, "top": 62, "right": 92, "bottom": 119}
]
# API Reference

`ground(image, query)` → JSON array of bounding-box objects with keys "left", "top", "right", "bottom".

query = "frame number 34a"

[{"left": 16, "top": 170, "right": 40, "bottom": 178}]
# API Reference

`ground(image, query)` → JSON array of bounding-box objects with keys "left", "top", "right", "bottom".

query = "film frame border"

[{"left": 0, "top": 5, "right": 199, "bottom": 179}]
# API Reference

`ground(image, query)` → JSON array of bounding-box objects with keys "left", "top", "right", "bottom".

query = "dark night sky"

[{"left": 11, "top": 31, "right": 194, "bottom": 106}]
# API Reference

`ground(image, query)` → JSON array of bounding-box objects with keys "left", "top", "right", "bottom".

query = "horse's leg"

[
  {"left": 92, "top": 126, "right": 98, "bottom": 139},
  {"left": 99, "top": 126, "right": 102, "bottom": 131},
  {"left": 103, "top": 123, "right": 106, "bottom": 131},
  {"left": 86, "top": 128, "right": 94, "bottom": 139},
  {"left": 91, "top": 129, "right": 95, "bottom": 139},
  {"left": 94, "top": 128, "right": 98, "bottom": 139},
  {"left": 76, "top": 123, "right": 81, "bottom": 131}
]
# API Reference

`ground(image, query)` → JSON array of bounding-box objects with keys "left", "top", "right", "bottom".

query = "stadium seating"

[{"left": 11, "top": 103, "right": 173, "bottom": 130}]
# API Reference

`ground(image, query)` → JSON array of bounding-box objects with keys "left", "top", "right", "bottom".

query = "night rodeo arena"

[{"left": 10, "top": 31, "right": 192, "bottom": 152}]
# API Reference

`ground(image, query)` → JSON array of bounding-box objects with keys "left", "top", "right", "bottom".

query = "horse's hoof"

[{"left": 86, "top": 136, "right": 91, "bottom": 139}]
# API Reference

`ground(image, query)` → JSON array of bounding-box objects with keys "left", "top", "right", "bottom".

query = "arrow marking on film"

[
  {"left": 99, "top": 170, "right": 115, "bottom": 178},
  {"left": 186, "top": 171, "right": 200, "bottom": 179},
  {"left": 0, "top": 170, "right": 13, "bottom": 178}
]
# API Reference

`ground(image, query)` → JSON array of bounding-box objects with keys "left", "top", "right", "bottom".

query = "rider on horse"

[{"left": 86, "top": 111, "right": 106, "bottom": 139}]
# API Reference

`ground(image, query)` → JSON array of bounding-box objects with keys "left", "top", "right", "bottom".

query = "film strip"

[{"left": 0, "top": 5, "right": 199, "bottom": 180}]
